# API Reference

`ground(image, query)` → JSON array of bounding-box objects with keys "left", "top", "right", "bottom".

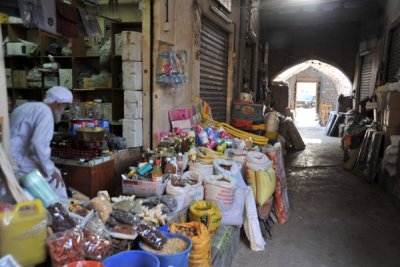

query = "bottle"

[
  {"left": 165, "top": 157, "right": 177, "bottom": 174},
  {"left": 152, "top": 159, "right": 163, "bottom": 182},
  {"left": 177, "top": 153, "right": 184, "bottom": 175}
]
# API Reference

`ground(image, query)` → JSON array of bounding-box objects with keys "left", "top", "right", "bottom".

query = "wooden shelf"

[
  {"left": 10, "top": 87, "right": 43, "bottom": 90},
  {"left": 73, "top": 88, "right": 113, "bottom": 91}
]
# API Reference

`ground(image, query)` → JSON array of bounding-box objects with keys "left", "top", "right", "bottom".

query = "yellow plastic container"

[{"left": 0, "top": 200, "right": 47, "bottom": 266}]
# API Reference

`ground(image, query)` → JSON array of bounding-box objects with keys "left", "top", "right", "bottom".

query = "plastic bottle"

[
  {"left": 152, "top": 159, "right": 163, "bottom": 182},
  {"left": 177, "top": 153, "right": 184, "bottom": 175}
]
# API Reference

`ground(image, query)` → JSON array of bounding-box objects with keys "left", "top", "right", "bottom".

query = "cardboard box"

[
  {"left": 171, "top": 120, "right": 192, "bottom": 129},
  {"left": 59, "top": 69, "right": 73, "bottom": 88},
  {"left": 83, "top": 77, "right": 112, "bottom": 89},
  {"left": 384, "top": 109, "right": 400, "bottom": 127},
  {"left": 386, "top": 91, "right": 400, "bottom": 109},
  {"left": 231, "top": 102, "right": 264, "bottom": 121},
  {"left": 5, "top": 69, "right": 12, "bottom": 87},
  {"left": 12, "top": 70, "right": 27, "bottom": 88},
  {"left": 123, "top": 119, "right": 142, "bottom": 147},
  {"left": 122, "top": 61, "right": 142, "bottom": 90},
  {"left": 122, "top": 179, "right": 166, "bottom": 197},
  {"left": 121, "top": 31, "right": 142, "bottom": 61},
  {"left": 124, "top": 91, "right": 143, "bottom": 119},
  {"left": 6, "top": 42, "right": 37, "bottom": 56}
]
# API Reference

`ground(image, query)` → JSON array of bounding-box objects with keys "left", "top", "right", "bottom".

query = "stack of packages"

[{"left": 122, "top": 31, "right": 143, "bottom": 147}]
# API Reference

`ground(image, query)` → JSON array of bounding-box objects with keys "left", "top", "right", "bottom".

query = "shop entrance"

[{"left": 295, "top": 82, "right": 318, "bottom": 126}]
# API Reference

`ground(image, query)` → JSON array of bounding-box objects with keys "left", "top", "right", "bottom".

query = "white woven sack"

[
  {"left": 203, "top": 174, "right": 237, "bottom": 211},
  {"left": 165, "top": 180, "right": 192, "bottom": 211},
  {"left": 182, "top": 171, "right": 204, "bottom": 202},
  {"left": 189, "top": 162, "right": 213, "bottom": 178},
  {"left": 213, "top": 158, "right": 246, "bottom": 189},
  {"left": 246, "top": 151, "right": 271, "bottom": 171}
]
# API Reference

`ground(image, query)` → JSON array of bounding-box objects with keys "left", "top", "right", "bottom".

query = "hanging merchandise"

[
  {"left": 188, "top": 200, "right": 222, "bottom": 235},
  {"left": 176, "top": 50, "right": 188, "bottom": 83},
  {"left": 18, "top": 0, "right": 58, "bottom": 35},
  {"left": 78, "top": 7, "right": 103, "bottom": 37},
  {"left": 203, "top": 174, "right": 237, "bottom": 211},
  {"left": 156, "top": 48, "right": 185, "bottom": 88},
  {"left": 266, "top": 143, "right": 291, "bottom": 224},
  {"left": 243, "top": 186, "right": 265, "bottom": 251},
  {"left": 56, "top": 0, "right": 83, "bottom": 37},
  {"left": 246, "top": 152, "right": 276, "bottom": 206},
  {"left": 169, "top": 222, "right": 211, "bottom": 267}
]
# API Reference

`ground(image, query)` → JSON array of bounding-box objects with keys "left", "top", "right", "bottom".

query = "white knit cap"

[{"left": 43, "top": 86, "right": 73, "bottom": 104}]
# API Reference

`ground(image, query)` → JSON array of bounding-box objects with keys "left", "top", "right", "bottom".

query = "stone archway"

[{"left": 273, "top": 60, "right": 352, "bottom": 96}]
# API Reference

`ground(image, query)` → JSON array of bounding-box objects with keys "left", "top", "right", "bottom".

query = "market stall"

[{"left": 0, "top": 97, "right": 295, "bottom": 267}]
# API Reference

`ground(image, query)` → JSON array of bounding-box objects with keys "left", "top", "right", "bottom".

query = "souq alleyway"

[{"left": 232, "top": 113, "right": 400, "bottom": 267}]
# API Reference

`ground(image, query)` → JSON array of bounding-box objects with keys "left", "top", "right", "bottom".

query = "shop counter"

[{"left": 55, "top": 158, "right": 118, "bottom": 198}]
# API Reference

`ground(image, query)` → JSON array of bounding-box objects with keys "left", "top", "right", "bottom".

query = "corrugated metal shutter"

[
  {"left": 359, "top": 53, "right": 373, "bottom": 101},
  {"left": 200, "top": 17, "right": 229, "bottom": 122},
  {"left": 387, "top": 25, "right": 400, "bottom": 82}
]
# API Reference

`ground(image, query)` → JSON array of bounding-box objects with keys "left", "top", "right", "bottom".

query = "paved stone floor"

[{"left": 232, "top": 111, "right": 400, "bottom": 267}]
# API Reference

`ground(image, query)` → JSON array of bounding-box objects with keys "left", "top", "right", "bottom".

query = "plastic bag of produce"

[
  {"left": 246, "top": 152, "right": 276, "bottom": 206},
  {"left": 188, "top": 200, "right": 222, "bottom": 235},
  {"left": 47, "top": 227, "right": 85, "bottom": 267},
  {"left": 47, "top": 202, "right": 79, "bottom": 233},
  {"left": 82, "top": 229, "right": 113, "bottom": 261},
  {"left": 166, "top": 179, "right": 192, "bottom": 212},
  {"left": 203, "top": 174, "right": 237, "bottom": 211},
  {"left": 169, "top": 222, "right": 211, "bottom": 267},
  {"left": 182, "top": 171, "right": 204, "bottom": 202},
  {"left": 243, "top": 186, "right": 265, "bottom": 251},
  {"left": 91, "top": 195, "right": 112, "bottom": 222},
  {"left": 136, "top": 222, "right": 167, "bottom": 250}
]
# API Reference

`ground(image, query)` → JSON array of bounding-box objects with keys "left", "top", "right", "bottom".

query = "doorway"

[{"left": 295, "top": 82, "right": 318, "bottom": 126}]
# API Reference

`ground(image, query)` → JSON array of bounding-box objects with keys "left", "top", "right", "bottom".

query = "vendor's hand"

[{"left": 49, "top": 171, "right": 65, "bottom": 189}]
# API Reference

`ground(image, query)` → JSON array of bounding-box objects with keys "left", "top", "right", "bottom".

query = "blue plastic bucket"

[
  {"left": 102, "top": 250, "right": 160, "bottom": 267},
  {"left": 139, "top": 233, "right": 192, "bottom": 267}
]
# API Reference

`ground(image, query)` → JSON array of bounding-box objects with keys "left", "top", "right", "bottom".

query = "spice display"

[
  {"left": 47, "top": 228, "right": 85, "bottom": 267},
  {"left": 142, "top": 237, "right": 188, "bottom": 254},
  {"left": 112, "top": 225, "right": 135, "bottom": 235},
  {"left": 173, "top": 225, "right": 198, "bottom": 238},
  {"left": 47, "top": 203, "right": 78, "bottom": 233},
  {"left": 83, "top": 229, "right": 113, "bottom": 261},
  {"left": 110, "top": 210, "right": 139, "bottom": 226},
  {"left": 136, "top": 222, "right": 167, "bottom": 250}
]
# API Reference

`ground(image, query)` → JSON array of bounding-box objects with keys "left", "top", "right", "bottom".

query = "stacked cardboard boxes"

[{"left": 121, "top": 31, "right": 143, "bottom": 147}]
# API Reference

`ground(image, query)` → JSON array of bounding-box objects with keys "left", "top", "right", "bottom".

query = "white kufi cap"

[{"left": 43, "top": 86, "right": 73, "bottom": 104}]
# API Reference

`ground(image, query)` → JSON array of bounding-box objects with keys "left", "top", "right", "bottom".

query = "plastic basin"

[
  {"left": 139, "top": 232, "right": 192, "bottom": 267},
  {"left": 102, "top": 250, "right": 160, "bottom": 267},
  {"left": 65, "top": 261, "right": 105, "bottom": 267}
]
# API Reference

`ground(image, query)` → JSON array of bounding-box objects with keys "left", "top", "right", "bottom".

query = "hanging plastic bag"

[
  {"left": 18, "top": 0, "right": 58, "bottom": 35},
  {"left": 243, "top": 186, "right": 265, "bottom": 251},
  {"left": 203, "top": 174, "right": 237, "bottom": 211}
]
